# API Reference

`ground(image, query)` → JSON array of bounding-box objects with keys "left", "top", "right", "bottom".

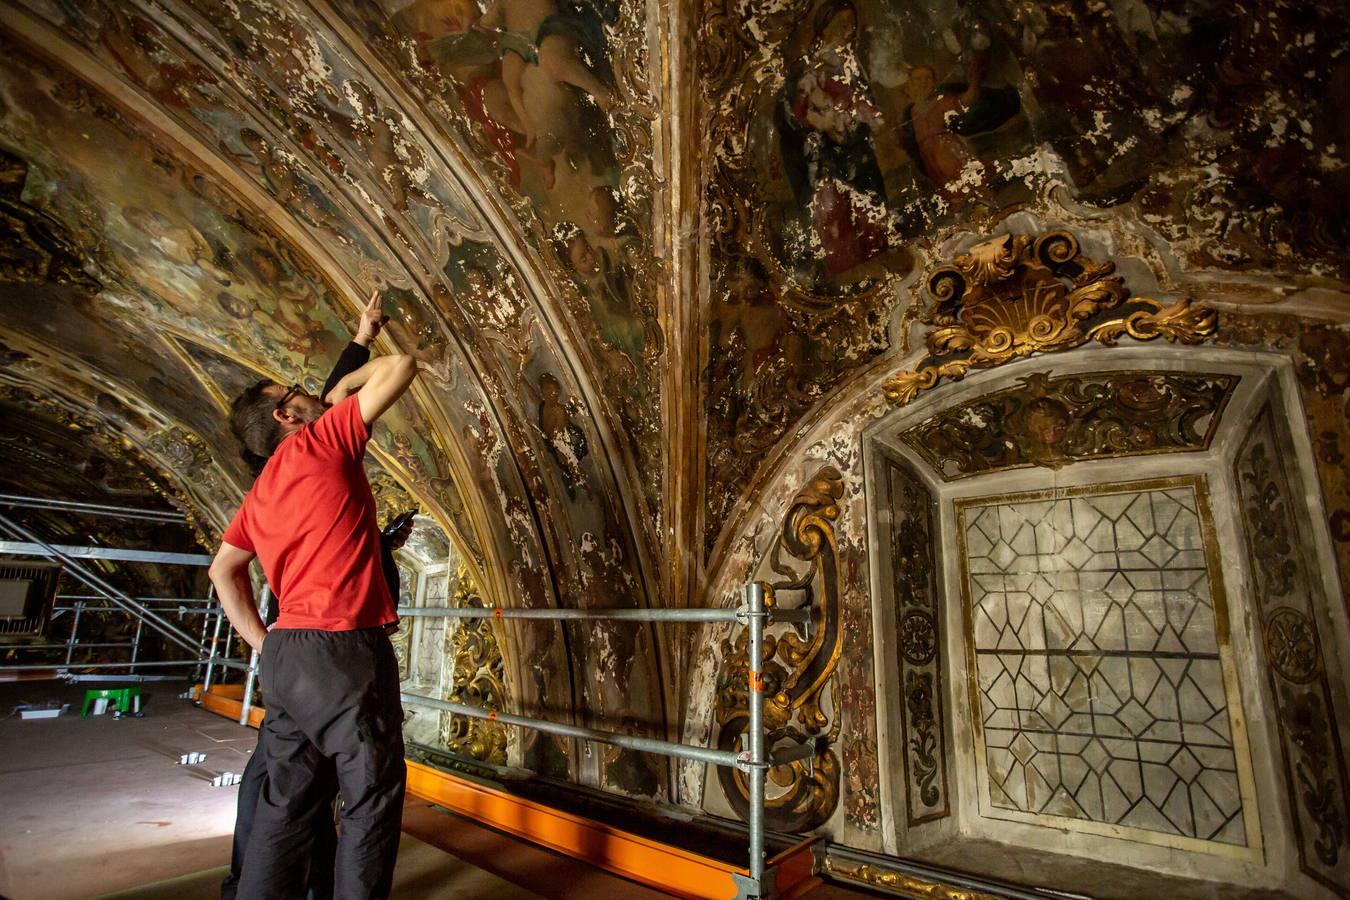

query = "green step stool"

[{"left": 81, "top": 686, "right": 142, "bottom": 718}]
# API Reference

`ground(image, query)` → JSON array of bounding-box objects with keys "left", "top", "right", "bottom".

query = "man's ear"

[{"left": 272, "top": 407, "right": 297, "bottom": 427}]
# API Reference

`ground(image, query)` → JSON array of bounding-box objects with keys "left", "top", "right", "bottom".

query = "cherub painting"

[
  {"left": 477, "top": 0, "right": 615, "bottom": 147},
  {"left": 561, "top": 231, "right": 646, "bottom": 370},
  {"left": 536, "top": 371, "right": 589, "bottom": 498},
  {"left": 393, "top": 0, "right": 616, "bottom": 165}
]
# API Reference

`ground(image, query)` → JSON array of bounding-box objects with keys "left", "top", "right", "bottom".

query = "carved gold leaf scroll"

[
  {"left": 822, "top": 856, "right": 1000, "bottom": 900},
  {"left": 883, "top": 231, "right": 1217, "bottom": 406},
  {"left": 715, "top": 466, "right": 844, "bottom": 831},
  {"left": 438, "top": 567, "right": 508, "bottom": 766}
]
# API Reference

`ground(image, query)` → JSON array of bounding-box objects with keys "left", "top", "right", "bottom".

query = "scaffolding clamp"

[
  {"left": 735, "top": 750, "right": 771, "bottom": 773},
  {"left": 733, "top": 604, "right": 769, "bottom": 624}
]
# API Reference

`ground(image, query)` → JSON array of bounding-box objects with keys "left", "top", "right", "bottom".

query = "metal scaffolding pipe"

[
  {"left": 130, "top": 616, "right": 145, "bottom": 667},
  {"left": 53, "top": 606, "right": 219, "bottom": 616},
  {"left": 396, "top": 605, "right": 811, "bottom": 624},
  {"left": 239, "top": 586, "right": 270, "bottom": 725},
  {"left": 0, "top": 513, "right": 205, "bottom": 654},
  {"left": 67, "top": 673, "right": 186, "bottom": 684},
  {"left": 9, "top": 642, "right": 133, "bottom": 651},
  {"left": 0, "top": 657, "right": 246, "bottom": 672},
  {"left": 194, "top": 585, "right": 216, "bottom": 683},
  {"left": 746, "top": 582, "right": 768, "bottom": 896},
  {"left": 57, "top": 595, "right": 216, "bottom": 604},
  {"left": 202, "top": 606, "right": 225, "bottom": 692},
  {"left": 64, "top": 601, "right": 83, "bottom": 666},
  {"left": 0, "top": 493, "right": 187, "bottom": 524},
  {"left": 400, "top": 692, "right": 743, "bottom": 769},
  {"left": 0, "top": 541, "right": 212, "bottom": 566}
]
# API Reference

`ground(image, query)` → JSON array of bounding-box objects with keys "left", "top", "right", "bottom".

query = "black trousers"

[
  {"left": 235, "top": 628, "right": 406, "bottom": 900},
  {"left": 220, "top": 728, "right": 338, "bottom": 900}
]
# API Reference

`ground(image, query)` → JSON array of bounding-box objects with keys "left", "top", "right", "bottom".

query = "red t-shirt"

[{"left": 222, "top": 395, "right": 395, "bottom": 631}]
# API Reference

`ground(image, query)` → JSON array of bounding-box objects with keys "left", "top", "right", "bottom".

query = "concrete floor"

[
  {"left": 0, "top": 680, "right": 251, "bottom": 899},
  {"left": 0, "top": 682, "right": 671, "bottom": 899}
]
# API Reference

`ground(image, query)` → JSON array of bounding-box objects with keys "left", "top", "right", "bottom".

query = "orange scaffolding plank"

[
  {"left": 190, "top": 683, "right": 263, "bottom": 728},
  {"left": 405, "top": 762, "right": 819, "bottom": 899}
]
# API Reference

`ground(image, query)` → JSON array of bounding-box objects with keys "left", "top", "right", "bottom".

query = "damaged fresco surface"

[
  {"left": 333, "top": 0, "right": 667, "bottom": 524},
  {"left": 700, "top": 0, "right": 1349, "bottom": 558},
  {"left": 686, "top": 207, "right": 1350, "bottom": 862}
]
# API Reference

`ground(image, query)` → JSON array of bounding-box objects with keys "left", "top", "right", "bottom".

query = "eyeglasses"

[{"left": 274, "top": 384, "right": 304, "bottom": 409}]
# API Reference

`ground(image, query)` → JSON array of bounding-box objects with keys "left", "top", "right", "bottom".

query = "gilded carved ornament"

[
  {"left": 883, "top": 231, "right": 1217, "bottom": 406},
  {"left": 821, "top": 856, "right": 999, "bottom": 900},
  {"left": 715, "top": 465, "right": 844, "bottom": 831},
  {"left": 438, "top": 568, "right": 508, "bottom": 766}
]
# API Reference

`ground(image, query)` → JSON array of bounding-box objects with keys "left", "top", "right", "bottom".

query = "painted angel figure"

[
  {"left": 776, "top": 0, "right": 890, "bottom": 277},
  {"left": 476, "top": 0, "right": 617, "bottom": 146},
  {"left": 899, "top": 31, "right": 1021, "bottom": 209}
]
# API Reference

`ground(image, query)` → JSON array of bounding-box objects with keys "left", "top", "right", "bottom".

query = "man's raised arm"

[
  {"left": 323, "top": 354, "right": 419, "bottom": 426},
  {"left": 208, "top": 542, "right": 267, "bottom": 653},
  {"left": 320, "top": 290, "right": 388, "bottom": 399}
]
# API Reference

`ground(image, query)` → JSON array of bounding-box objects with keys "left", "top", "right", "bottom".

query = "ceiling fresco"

[
  {"left": 0, "top": 388, "right": 176, "bottom": 515},
  {"left": 0, "top": 0, "right": 1347, "bottom": 831},
  {"left": 699, "top": 0, "right": 1349, "bottom": 560},
  {"left": 0, "top": 0, "right": 671, "bottom": 796},
  {"left": 330, "top": 0, "right": 666, "bottom": 521}
]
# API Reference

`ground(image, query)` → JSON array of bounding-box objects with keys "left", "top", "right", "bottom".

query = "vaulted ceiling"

[{"left": 0, "top": 0, "right": 1345, "bottom": 802}]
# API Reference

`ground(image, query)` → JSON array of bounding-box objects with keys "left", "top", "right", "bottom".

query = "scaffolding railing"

[
  {"left": 0, "top": 492, "right": 188, "bottom": 525},
  {"left": 0, "top": 502, "right": 244, "bottom": 683},
  {"left": 397, "top": 582, "right": 789, "bottom": 900}
]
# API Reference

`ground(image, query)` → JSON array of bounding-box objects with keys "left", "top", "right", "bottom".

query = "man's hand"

[
  {"left": 386, "top": 516, "right": 415, "bottom": 551},
  {"left": 353, "top": 290, "right": 389, "bottom": 347}
]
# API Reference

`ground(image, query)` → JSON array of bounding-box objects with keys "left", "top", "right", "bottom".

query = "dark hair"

[{"left": 229, "top": 379, "right": 284, "bottom": 460}]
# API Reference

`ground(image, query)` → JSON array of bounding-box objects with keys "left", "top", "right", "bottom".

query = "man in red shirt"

[{"left": 209, "top": 347, "right": 418, "bottom": 899}]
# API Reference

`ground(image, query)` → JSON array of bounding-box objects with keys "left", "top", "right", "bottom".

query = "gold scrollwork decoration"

[
  {"left": 822, "top": 856, "right": 1000, "bottom": 900},
  {"left": 439, "top": 568, "right": 508, "bottom": 766},
  {"left": 714, "top": 465, "right": 844, "bottom": 831},
  {"left": 883, "top": 231, "right": 1217, "bottom": 406}
]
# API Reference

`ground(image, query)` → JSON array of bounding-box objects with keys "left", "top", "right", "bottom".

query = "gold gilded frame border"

[
  {"left": 821, "top": 855, "right": 1000, "bottom": 899},
  {"left": 953, "top": 475, "right": 1263, "bottom": 860}
]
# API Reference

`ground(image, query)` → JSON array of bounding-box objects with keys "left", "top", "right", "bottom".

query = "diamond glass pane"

[{"left": 962, "top": 485, "right": 1247, "bottom": 845}]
